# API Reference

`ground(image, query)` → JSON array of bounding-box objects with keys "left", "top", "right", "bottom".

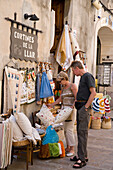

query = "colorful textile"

[
  {"left": 54, "top": 107, "right": 73, "bottom": 124},
  {"left": 39, "top": 144, "right": 50, "bottom": 159},
  {"left": 3, "top": 66, "right": 23, "bottom": 114},
  {"left": 36, "top": 104, "right": 55, "bottom": 127},
  {"left": 35, "top": 73, "right": 41, "bottom": 102},
  {"left": 55, "top": 24, "right": 73, "bottom": 71},
  {"left": 58, "top": 143, "right": 62, "bottom": 155},
  {"left": 27, "top": 69, "right": 35, "bottom": 103},
  {"left": 20, "top": 70, "right": 27, "bottom": 104},
  {"left": 48, "top": 143, "right": 60, "bottom": 157},
  {"left": 58, "top": 140, "right": 65, "bottom": 157},
  {"left": 0, "top": 119, "right": 13, "bottom": 168}
]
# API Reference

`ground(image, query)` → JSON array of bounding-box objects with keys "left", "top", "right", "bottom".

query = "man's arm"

[{"left": 85, "top": 87, "right": 96, "bottom": 109}]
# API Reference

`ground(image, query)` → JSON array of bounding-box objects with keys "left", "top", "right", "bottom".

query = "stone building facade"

[{"left": 0, "top": 0, "right": 113, "bottom": 117}]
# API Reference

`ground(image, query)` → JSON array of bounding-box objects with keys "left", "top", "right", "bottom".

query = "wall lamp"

[
  {"left": 91, "top": 0, "right": 102, "bottom": 10},
  {"left": 24, "top": 13, "right": 39, "bottom": 21}
]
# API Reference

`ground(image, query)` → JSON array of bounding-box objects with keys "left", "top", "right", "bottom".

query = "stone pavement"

[{"left": 8, "top": 113, "right": 113, "bottom": 170}]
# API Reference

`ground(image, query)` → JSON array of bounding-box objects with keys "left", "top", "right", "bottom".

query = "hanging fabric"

[
  {"left": 69, "top": 30, "right": 80, "bottom": 59},
  {"left": 20, "top": 70, "right": 27, "bottom": 104},
  {"left": 35, "top": 73, "right": 41, "bottom": 102},
  {"left": 3, "top": 66, "right": 23, "bottom": 114},
  {"left": 40, "top": 72, "right": 53, "bottom": 98},
  {"left": 0, "top": 119, "right": 13, "bottom": 169},
  {"left": 27, "top": 68, "right": 36, "bottom": 104},
  {"left": 55, "top": 24, "right": 73, "bottom": 71}
]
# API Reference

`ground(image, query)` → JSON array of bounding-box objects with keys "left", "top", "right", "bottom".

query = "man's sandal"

[
  {"left": 70, "top": 156, "right": 88, "bottom": 162},
  {"left": 70, "top": 156, "right": 78, "bottom": 162},
  {"left": 73, "top": 160, "right": 86, "bottom": 169}
]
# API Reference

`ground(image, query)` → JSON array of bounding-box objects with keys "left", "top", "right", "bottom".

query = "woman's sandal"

[
  {"left": 70, "top": 156, "right": 88, "bottom": 162},
  {"left": 73, "top": 160, "right": 86, "bottom": 169}
]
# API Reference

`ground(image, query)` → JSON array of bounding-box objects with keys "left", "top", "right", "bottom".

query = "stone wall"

[{"left": 0, "top": 0, "right": 51, "bottom": 117}]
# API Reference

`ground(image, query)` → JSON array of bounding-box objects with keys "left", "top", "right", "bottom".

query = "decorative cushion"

[
  {"left": 15, "top": 112, "right": 32, "bottom": 136},
  {"left": 15, "top": 112, "right": 38, "bottom": 144},
  {"left": 32, "top": 127, "right": 41, "bottom": 140},
  {"left": 9, "top": 115, "right": 24, "bottom": 141},
  {"left": 36, "top": 104, "right": 55, "bottom": 127},
  {"left": 54, "top": 107, "right": 73, "bottom": 124}
]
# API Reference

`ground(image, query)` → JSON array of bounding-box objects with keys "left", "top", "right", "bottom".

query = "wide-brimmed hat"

[{"left": 56, "top": 71, "right": 68, "bottom": 81}]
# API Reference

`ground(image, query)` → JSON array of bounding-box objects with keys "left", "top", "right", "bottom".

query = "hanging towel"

[
  {"left": 40, "top": 72, "right": 53, "bottom": 98},
  {"left": 48, "top": 143, "right": 60, "bottom": 157}
]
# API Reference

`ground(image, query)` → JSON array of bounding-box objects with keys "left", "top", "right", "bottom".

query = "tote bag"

[{"left": 40, "top": 72, "right": 53, "bottom": 98}]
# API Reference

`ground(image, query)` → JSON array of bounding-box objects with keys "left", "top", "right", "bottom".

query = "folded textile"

[
  {"left": 39, "top": 144, "right": 50, "bottom": 159},
  {"left": 58, "top": 143, "right": 62, "bottom": 155},
  {"left": 48, "top": 143, "right": 60, "bottom": 157},
  {"left": 58, "top": 141, "right": 65, "bottom": 157},
  {"left": 36, "top": 128, "right": 45, "bottom": 135}
]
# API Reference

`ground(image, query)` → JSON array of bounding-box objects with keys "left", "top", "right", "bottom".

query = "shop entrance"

[
  {"left": 51, "top": 0, "right": 65, "bottom": 54},
  {"left": 51, "top": 0, "right": 65, "bottom": 95},
  {"left": 96, "top": 26, "right": 113, "bottom": 109}
]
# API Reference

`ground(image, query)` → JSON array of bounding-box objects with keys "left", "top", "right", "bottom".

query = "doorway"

[
  {"left": 51, "top": 0, "right": 65, "bottom": 54},
  {"left": 97, "top": 26, "right": 113, "bottom": 109}
]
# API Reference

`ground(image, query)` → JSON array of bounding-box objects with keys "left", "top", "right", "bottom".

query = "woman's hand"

[
  {"left": 46, "top": 103, "right": 53, "bottom": 108},
  {"left": 70, "top": 105, "right": 74, "bottom": 109}
]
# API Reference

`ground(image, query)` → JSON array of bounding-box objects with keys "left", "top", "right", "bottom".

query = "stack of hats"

[
  {"left": 92, "top": 97, "right": 105, "bottom": 114},
  {"left": 92, "top": 97, "right": 111, "bottom": 114},
  {"left": 99, "top": 98, "right": 105, "bottom": 114},
  {"left": 104, "top": 98, "right": 110, "bottom": 113},
  {"left": 92, "top": 98, "right": 100, "bottom": 112}
]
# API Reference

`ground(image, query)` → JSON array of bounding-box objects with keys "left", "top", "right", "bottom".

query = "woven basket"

[
  {"left": 91, "top": 119, "right": 101, "bottom": 130},
  {"left": 88, "top": 116, "right": 92, "bottom": 129},
  {"left": 101, "top": 119, "right": 111, "bottom": 129}
]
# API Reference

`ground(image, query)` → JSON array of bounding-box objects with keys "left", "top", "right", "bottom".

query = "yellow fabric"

[{"left": 59, "top": 28, "right": 66, "bottom": 65}]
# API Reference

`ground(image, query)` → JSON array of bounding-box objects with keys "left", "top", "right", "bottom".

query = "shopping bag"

[{"left": 40, "top": 72, "right": 53, "bottom": 98}]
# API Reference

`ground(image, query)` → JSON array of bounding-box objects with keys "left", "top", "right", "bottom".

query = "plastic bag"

[{"left": 42, "top": 125, "right": 59, "bottom": 145}]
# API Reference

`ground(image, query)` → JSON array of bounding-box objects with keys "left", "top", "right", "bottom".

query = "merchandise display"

[{"left": 36, "top": 104, "right": 55, "bottom": 127}]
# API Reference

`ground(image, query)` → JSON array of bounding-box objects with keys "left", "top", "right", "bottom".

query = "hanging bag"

[{"left": 40, "top": 72, "right": 53, "bottom": 98}]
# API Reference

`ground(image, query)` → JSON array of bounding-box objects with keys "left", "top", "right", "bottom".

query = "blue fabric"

[
  {"left": 42, "top": 125, "right": 59, "bottom": 145},
  {"left": 35, "top": 73, "right": 41, "bottom": 101},
  {"left": 40, "top": 72, "right": 53, "bottom": 98}
]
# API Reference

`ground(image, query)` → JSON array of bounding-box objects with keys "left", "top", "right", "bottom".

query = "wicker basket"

[
  {"left": 101, "top": 118, "right": 111, "bottom": 129},
  {"left": 91, "top": 119, "right": 101, "bottom": 130},
  {"left": 88, "top": 116, "right": 92, "bottom": 129}
]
